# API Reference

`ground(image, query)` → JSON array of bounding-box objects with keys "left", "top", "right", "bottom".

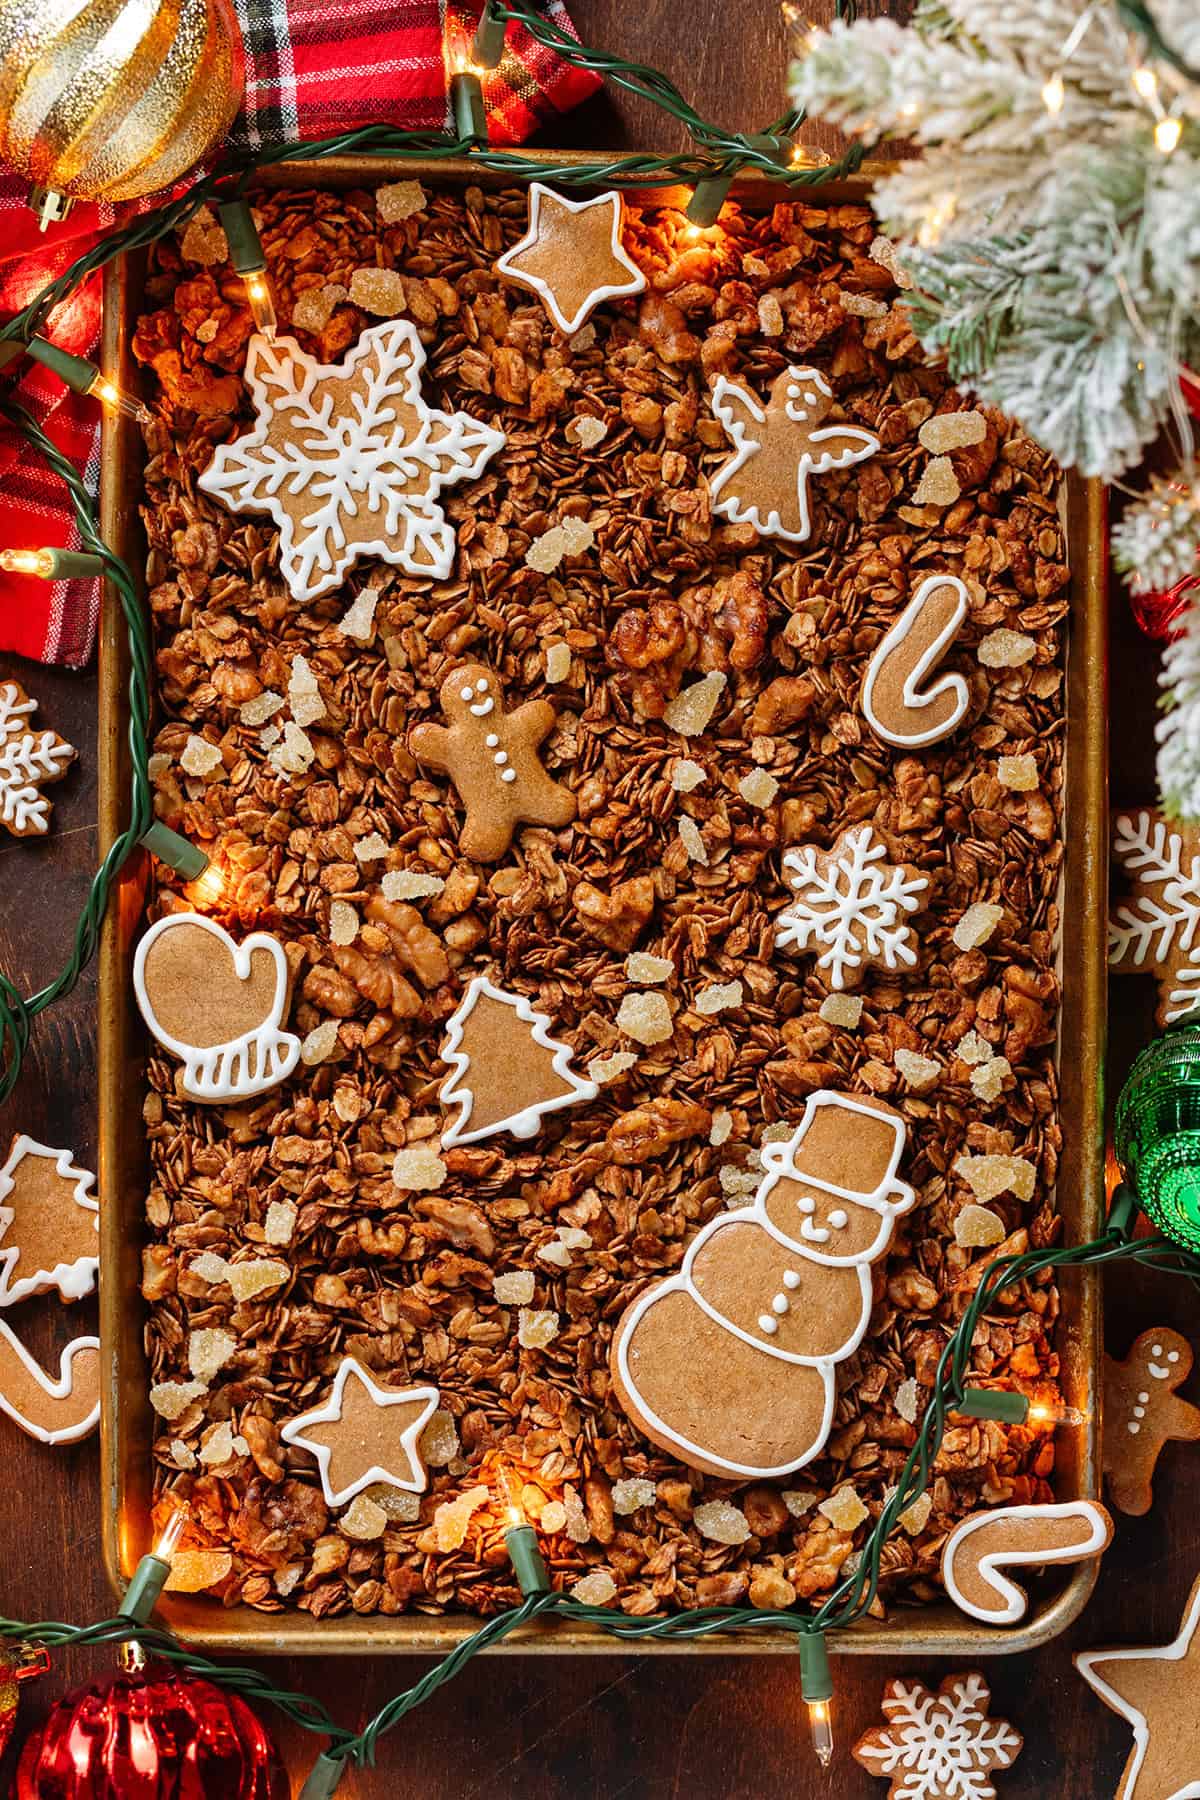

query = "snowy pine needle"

[{"left": 1113, "top": 469, "right": 1200, "bottom": 593}]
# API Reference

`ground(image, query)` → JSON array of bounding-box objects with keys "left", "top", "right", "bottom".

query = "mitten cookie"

[
  {"left": 494, "top": 184, "right": 645, "bottom": 335},
  {"left": 1076, "top": 1575, "right": 1200, "bottom": 1800},
  {"left": 854, "top": 1673, "right": 1022, "bottom": 1800},
  {"left": 941, "top": 1500, "right": 1112, "bottom": 1624},
  {"left": 1103, "top": 1327, "right": 1200, "bottom": 1515},
  {"left": 410, "top": 664, "right": 576, "bottom": 861},
  {"left": 1109, "top": 809, "right": 1200, "bottom": 1025},
  {"left": 133, "top": 912, "right": 301, "bottom": 1103}
]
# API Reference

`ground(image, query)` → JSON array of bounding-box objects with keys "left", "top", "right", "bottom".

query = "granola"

[{"left": 134, "top": 181, "right": 1069, "bottom": 1622}]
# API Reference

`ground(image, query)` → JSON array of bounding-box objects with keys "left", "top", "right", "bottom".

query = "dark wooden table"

[{"left": 0, "top": 5, "right": 1189, "bottom": 1794}]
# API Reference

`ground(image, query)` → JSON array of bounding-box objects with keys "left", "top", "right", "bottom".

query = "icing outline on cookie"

[
  {"left": 439, "top": 976, "right": 599, "bottom": 1148},
  {"left": 0, "top": 1320, "right": 100, "bottom": 1445},
  {"left": 861, "top": 574, "right": 970, "bottom": 749},
  {"left": 614, "top": 1090, "right": 914, "bottom": 1478},
  {"left": 279, "top": 1359, "right": 439, "bottom": 1506},
  {"left": 0, "top": 1136, "right": 98, "bottom": 1307},
  {"left": 777, "top": 825, "right": 928, "bottom": 991},
  {"left": 942, "top": 1500, "right": 1112, "bottom": 1625},
  {"left": 709, "top": 367, "right": 881, "bottom": 543},
  {"left": 133, "top": 912, "right": 302, "bottom": 1102},
  {"left": 1075, "top": 1576, "right": 1200, "bottom": 1800},
  {"left": 493, "top": 183, "right": 646, "bottom": 335}
]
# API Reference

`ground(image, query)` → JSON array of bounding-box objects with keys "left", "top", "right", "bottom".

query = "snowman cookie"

[
  {"left": 409, "top": 664, "right": 577, "bottom": 861},
  {"left": 611, "top": 1090, "right": 915, "bottom": 1478}
]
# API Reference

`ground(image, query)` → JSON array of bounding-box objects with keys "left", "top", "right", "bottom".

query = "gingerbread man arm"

[
  {"left": 408, "top": 720, "right": 454, "bottom": 772},
  {"left": 509, "top": 698, "right": 558, "bottom": 747},
  {"left": 1163, "top": 1391, "right": 1200, "bottom": 1440}
]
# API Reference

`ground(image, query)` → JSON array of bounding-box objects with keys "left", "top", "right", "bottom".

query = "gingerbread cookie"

[
  {"left": 198, "top": 319, "right": 506, "bottom": 600},
  {"left": 1076, "top": 1574, "right": 1200, "bottom": 1800},
  {"left": 941, "top": 1500, "right": 1113, "bottom": 1625},
  {"left": 1109, "top": 809, "right": 1200, "bottom": 1026},
  {"left": 861, "top": 574, "right": 970, "bottom": 748},
  {"left": 0, "top": 1320, "right": 99, "bottom": 1445},
  {"left": 854, "top": 1673, "right": 1023, "bottom": 1800},
  {"left": 709, "top": 365, "right": 880, "bottom": 543},
  {"left": 0, "top": 681, "right": 75, "bottom": 839},
  {"left": 280, "top": 1358, "right": 438, "bottom": 1506},
  {"left": 611, "top": 1091, "right": 915, "bottom": 1478},
  {"left": 0, "top": 1137, "right": 98, "bottom": 1307},
  {"left": 776, "top": 824, "right": 929, "bottom": 990},
  {"left": 133, "top": 912, "right": 301, "bottom": 1103},
  {"left": 409, "top": 664, "right": 577, "bottom": 861},
  {"left": 439, "top": 976, "right": 598, "bottom": 1148},
  {"left": 1104, "top": 1327, "right": 1200, "bottom": 1516},
  {"left": 493, "top": 184, "right": 645, "bottom": 335}
]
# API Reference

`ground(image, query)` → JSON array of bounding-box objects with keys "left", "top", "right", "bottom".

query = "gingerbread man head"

[{"left": 440, "top": 665, "right": 503, "bottom": 728}]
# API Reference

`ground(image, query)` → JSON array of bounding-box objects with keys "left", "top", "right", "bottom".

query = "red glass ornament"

[
  {"left": 1130, "top": 564, "right": 1200, "bottom": 639},
  {"left": 15, "top": 1665, "right": 288, "bottom": 1799}
]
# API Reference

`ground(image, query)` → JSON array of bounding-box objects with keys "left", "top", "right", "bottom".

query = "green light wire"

[{"left": 3, "top": 1229, "right": 1198, "bottom": 1790}]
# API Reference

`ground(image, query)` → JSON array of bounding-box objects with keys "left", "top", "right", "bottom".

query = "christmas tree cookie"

[{"left": 439, "top": 977, "right": 598, "bottom": 1149}]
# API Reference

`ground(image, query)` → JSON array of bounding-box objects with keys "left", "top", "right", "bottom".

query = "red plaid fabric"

[{"left": 0, "top": 0, "right": 598, "bottom": 668}]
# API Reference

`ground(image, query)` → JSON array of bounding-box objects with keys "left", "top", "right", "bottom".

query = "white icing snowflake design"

[
  {"left": 856, "top": 1674, "right": 1022, "bottom": 1800},
  {"left": 198, "top": 319, "right": 506, "bottom": 600},
  {"left": 776, "top": 825, "right": 927, "bottom": 990},
  {"left": 0, "top": 682, "right": 74, "bottom": 837},
  {"left": 1109, "top": 811, "right": 1200, "bottom": 970}
]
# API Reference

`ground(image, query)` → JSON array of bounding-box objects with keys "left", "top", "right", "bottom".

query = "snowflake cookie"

[
  {"left": 853, "top": 1673, "right": 1023, "bottom": 1800},
  {"left": 1109, "top": 808, "right": 1200, "bottom": 1025},
  {"left": 0, "top": 681, "right": 75, "bottom": 838},
  {"left": 493, "top": 184, "right": 646, "bottom": 336},
  {"left": 198, "top": 319, "right": 506, "bottom": 600},
  {"left": 709, "top": 365, "right": 880, "bottom": 543},
  {"left": 776, "top": 824, "right": 929, "bottom": 990}
]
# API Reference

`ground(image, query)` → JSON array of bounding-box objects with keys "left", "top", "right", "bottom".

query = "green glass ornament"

[{"left": 1114, "top": 1016, "right": 1200, "bottom": 1253}]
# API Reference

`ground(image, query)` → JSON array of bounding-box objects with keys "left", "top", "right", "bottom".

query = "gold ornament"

[{"left": 0, "top": 0, "right": 244, "bottom": 225}]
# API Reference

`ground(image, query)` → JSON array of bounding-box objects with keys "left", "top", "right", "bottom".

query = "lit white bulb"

[
  {"left": 1041, "top": 73, "right": 1065, "bottom": 115},
  {"left": 1156, "top": 115, "right": 1182, "bottom": 154},
  {"left": 1131, "top": 64, "right": 1157, "bottom": 100}
]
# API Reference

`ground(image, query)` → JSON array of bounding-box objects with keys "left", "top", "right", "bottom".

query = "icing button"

[
  {"left": 772, "top": 1294, "right": 789, "bottom": 1315},
  {"left": 758, "top": 1314, "right": 778, "bottom": 1336},
  {"left": 782, "top": 1269, "right": 801, "bottom": 1289}
]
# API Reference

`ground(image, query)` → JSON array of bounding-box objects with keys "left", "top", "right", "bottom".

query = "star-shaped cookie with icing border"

[
  {"left": 280, "top": 1358, "right": 438, "bottom": 1506},
  {"left": 1076, "top": 1574, "right": 1200, "bottom": 1800},
  {"left": 494, "top": 183, "right": 646, "bottom": 335},
  {"left": 0, "top": 1135, "right": 98, "bottom": 1307}
]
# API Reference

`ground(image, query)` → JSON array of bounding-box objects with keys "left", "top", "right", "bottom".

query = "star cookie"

[
  {"left": 1109, "top": 809, "right": 1200, "bottom": 1026},
  {"left": 776, "top": 823, "right": 929, "bottom": 991},
  {"left": 1103, "top": 1327, "right": 1200, "bottom": 1516},
  {"left": 493, "top": 183, "right": 646, "bottom": 335},
  {"left": 0, "top": 1136, "right": 98, "bottom": 1307},
  {"left": 280, "top": 1359, "right": 438, "bottom": 1506},
  {"left": 0, "top": 681, "right": 75, "bottom": 839},
  {"left": 409, "top": 663, "right": 576, "bottom": 861},
  {"left": 1076, "top": 1575, "right": 1200, "bottom": 1800},
  {"left": 198, "top": 319, "right": 506, "bottom": 601}
]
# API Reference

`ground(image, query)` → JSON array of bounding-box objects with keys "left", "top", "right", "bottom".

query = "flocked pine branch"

[
  {"left": 1113, "top": 467, "right": 1200, "bottom": 592},
  {"left": 1157, "top": 599, "right": 1200, "bottom": 818}
]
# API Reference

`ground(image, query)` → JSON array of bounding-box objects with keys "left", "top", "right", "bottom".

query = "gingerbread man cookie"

[
  {"left": 280, "top": 1358, "right": 439, "bottom": 1506},
  {"left": 941, "top": 1500, "right": 1113, "bottom": 1625},
  {"left": 0, "top": 1136, "right": 98, "bottom": 1307},
  {"left": 776, "top": 824, "right": 929, "bottom": 991},
  {"left": 861, "top": 574, "right": 971, "bottom": 749},
  {"left": 1109, "top": 809, "right": 1200, "bottom": 1026},
  {"left": 1103, "top": 1327, "right": 1200, "bottom": 1515},
  {"left": 710, "top": 365, "right": 880, "bottom": 543},
  {"left": 409, "top": 664, "right": 576, "bottom": 861},
  {"left": 1076, "top": 1575, "right": 1200, "bottom": 1800}
]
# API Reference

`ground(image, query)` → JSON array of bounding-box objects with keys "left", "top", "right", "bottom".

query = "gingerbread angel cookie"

[
  {"left": 409, "top": 664, "right": 576, "bottom": 861},
  {"left": 1109, "top": 809, "right": 1200, "bottom": 1025},
  {"left": 709, "top": 365, "right": 880, "bottom": 543},
  {"left": 611, "top": 1090, "right": 915, "bottom": 1478},
  {"left": 1103, "top": 1327, "right": 1200, "bottom": 1515}
]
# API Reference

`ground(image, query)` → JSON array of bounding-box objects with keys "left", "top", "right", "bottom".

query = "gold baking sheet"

[{"left": 97, "top": 154, "right": 1108, "bottom": 1656}]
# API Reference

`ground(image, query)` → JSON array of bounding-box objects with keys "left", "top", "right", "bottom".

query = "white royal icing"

[
  {"left": 616, "top": 1090, "right": 915, "bottom": 1478},
  {"left": 0, "top": 1136, "right": 98, "bottom": 1306},
  {"left": 0, "top": 1319, "right": 100, "bottom": 1446},
  {"left": 133, "top": 912, "right": 302, "bottom": 1103},
  {"left": 198, "top": 320, "right": 506, "bottom": 599},
  {"left": 280, "top": 1359, "right": 439, "bottom": 1507},
  {"left": 861, "top": 574, "right": 970, "bottom": 749},
  {"left": 709, "top": 366, "right": 881, "bottom": 543},
  {"left": 439, "top": 975, "right": 599, "bottom": 1148},
  {"left": 0, "top": 681, "right": 74, "bottom": 837},
  {"left": 494, "top": 183, "right": 646, "bottom": 336},
  {"left": 1076, "top": 1579, "right": 1200, "bottom": 1800},
  {"left": 776, "top": 825, "right": 928, "bottom": 991},
  {"left": 942, "top": 1500, "right": 1111, "bottom": 1625}
]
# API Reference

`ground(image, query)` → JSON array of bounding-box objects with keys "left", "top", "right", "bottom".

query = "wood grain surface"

[{"left": 0, "top": 4, "right": 1189, "bottom": 1794}]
